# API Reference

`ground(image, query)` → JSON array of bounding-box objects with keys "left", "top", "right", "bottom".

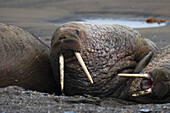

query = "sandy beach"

[{"left": 0, "top": 0, "right": 169, "bottom": 47}]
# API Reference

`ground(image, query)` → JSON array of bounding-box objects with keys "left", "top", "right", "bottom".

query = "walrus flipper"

[{"left": 134, "top": 52, "right": 153, "bottom": 73}]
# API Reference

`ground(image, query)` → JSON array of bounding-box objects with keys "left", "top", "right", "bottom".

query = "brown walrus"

[
  {"left": 0, "top": 22, "right": 59, "bottom": 94},
  {"left": 128, "top": 46, "right": 170, "bottom": 103},
  {"left": 50, "top": 22, "right": 170, "bottom": 103}
]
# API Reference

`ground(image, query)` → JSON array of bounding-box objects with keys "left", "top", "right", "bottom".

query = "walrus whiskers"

[
  {"left": 75, "top": 52, "right": 94, "bottom": 84},
  {"left": 132, "top": 88, "right": 152, "bottom": 97},
  {"left": 59, "top": 55, "right": 64, "bottom": 92},
  {"left": 118, "top": 73, "right": 150, "bottom": 79}
]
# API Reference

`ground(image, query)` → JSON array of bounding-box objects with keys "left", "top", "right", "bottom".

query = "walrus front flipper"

[{"left": 134, "top": 52, "right": 153, "bottom": 73}]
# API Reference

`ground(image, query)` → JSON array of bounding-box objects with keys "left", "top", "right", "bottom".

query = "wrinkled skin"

[
  {"left": 50, "top": 22, "right": 170, "bottom": 103},
  {"left": 129, "top": 46, "right": 170, "bottom": 103},
  {"left": 0, "top": 23, "right": 58, "bottom": 94}
]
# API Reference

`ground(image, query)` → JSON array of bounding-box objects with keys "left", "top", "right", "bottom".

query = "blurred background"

[{"left": 0, "top": 0, "right": 169, "bottom": 47}]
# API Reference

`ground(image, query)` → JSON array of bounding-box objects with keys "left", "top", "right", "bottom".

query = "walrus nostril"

[{"left": 59, "top": 36, "right": 67, "bottom": 40}]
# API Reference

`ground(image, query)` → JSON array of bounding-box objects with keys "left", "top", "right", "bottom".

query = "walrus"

[
  {"left": 0, "top": 22, "right": 59, "bottom": 94},
  {"left": 50, "top": 22, "right": 170, "bottom": 103},
  {"left": 126, "top": 46, "right": 170, "bottom": 103}
]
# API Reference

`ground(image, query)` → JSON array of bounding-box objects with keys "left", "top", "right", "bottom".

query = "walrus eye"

[{"left": 76, "top": 29, "right": 80, "bottom": 36}]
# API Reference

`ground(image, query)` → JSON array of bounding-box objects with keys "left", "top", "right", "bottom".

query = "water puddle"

[
  {"left": 83, "top": 18, "right": 166, "bottom": 28},
  {"left": 54, "top": 18, "right": 167, "bottom": 29}
]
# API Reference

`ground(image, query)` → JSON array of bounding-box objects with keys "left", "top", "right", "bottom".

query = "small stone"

[{"left": 139, "top": 109, "right": 152, "bottom": 113}]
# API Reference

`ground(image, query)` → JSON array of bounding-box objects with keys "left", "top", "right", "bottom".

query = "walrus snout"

[
  {"left": 50, "top": 26, "right": 94, "bottom": 92},
  {"left": 51, "top": 29, "right": 82, "bottom": 57}
]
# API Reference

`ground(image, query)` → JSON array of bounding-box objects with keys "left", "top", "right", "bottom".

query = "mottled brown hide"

[
  {"left": 130, "top": 46, "right": 170, "bottom": 103},
  {"left": 0, "top": 23, "right": 58, "bottom": 94}
]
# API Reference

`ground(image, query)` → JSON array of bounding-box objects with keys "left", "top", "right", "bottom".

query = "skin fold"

[
  {"left": 0, "top": 23, "right": 58, "bottom": 94},
  {"left": 50, "top": 22, "right": 164, "bottom": 101}
]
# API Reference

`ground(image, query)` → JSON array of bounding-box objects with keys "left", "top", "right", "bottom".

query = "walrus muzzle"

[{"left": 51, "top": 32, "right": 94, "bottom": 92}]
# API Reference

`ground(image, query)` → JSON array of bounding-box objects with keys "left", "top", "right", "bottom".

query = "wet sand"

[{"left": 0, "top": 0, "right": 170, "bottom": 112}]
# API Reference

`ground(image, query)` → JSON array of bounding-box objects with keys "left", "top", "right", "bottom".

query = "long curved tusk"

[
  {"left": 132, "top": 88, "right": 152, "bottom": 97},
  {"left": 59, "top": 55, "right": 64, "bottom": 92},
  {"left": 75, "top": 52, "right": 94, "bottom": 84},
  {"left": 118, "top": 73, "right": 150, "bottom": 79}
]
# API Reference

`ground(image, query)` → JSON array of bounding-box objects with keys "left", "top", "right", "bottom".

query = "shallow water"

[
  {"left": 54, "top": 18, "right": 167, "bottom": 29},
  {"left": 83, "top": 18, "right": 167, "bottom": 28}
]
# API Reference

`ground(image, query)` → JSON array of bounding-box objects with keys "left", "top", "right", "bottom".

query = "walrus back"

[{"left": 0, "top": 23, "right": 58, "bottom": 94}]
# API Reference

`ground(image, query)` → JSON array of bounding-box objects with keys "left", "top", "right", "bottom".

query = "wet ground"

[{"left": 1, "top": 86, "right": 170, "bottom": 113}]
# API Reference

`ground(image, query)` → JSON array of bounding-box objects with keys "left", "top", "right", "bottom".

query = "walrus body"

[
  {"left": 0, "top": 23, "right": 58, "bottom": 93},
  {"left": 50, "top": 22, "right": 155, "bottom": 98}
]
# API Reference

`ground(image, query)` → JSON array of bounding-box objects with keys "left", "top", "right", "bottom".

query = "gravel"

[{"left": 1, "top": 86, "right": 170, "bottom": 113}]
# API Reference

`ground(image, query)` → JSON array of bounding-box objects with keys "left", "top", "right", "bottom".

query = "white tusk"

[
  {"left": 75, "top": 52, "right": 94, "bottom": 84},
  {"left": 118, "top": 73, "right": 150, "bottom": 79},
  {"left": 59, "top": 55, "right": 64, "bottom": 92},
  {"left": 132, "top": 88, "right": 152, "bottom": 97}
]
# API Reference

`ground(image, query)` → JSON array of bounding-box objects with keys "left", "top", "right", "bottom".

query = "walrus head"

[{"left": 50, "top": 23, "right": 94, "bottom": 94}]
